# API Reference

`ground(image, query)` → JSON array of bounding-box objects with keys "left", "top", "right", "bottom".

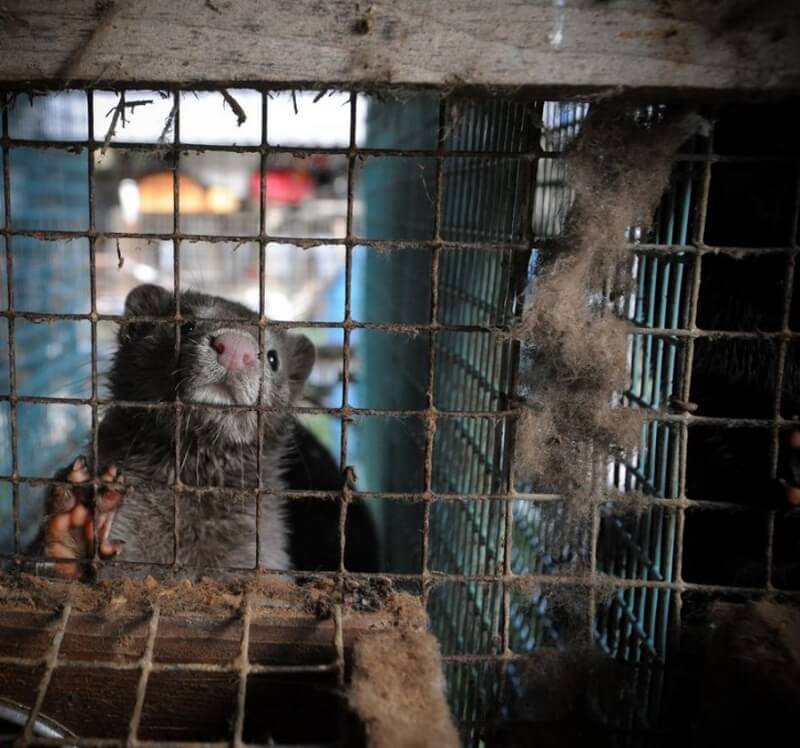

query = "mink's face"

[{"left": 110, "top": 284, "right": 314, "bottom": 443}]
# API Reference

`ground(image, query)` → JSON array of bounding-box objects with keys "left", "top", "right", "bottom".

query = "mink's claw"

[{"left": 42, "top": 460, "right": 127, "bottom": 579}]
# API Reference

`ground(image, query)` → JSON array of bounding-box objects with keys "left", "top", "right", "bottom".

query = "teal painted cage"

[{"left": 356, "top": 94, "right": 735, "bottom": 746}]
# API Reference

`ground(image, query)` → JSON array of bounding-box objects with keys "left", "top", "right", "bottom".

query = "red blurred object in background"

[{"left": 250, "top": 169, "right": 315, "bottom": 205}]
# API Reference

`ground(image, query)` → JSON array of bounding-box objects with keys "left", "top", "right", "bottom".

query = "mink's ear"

[
  {"left": 124, "top": 284, "right": 174, "bottom": 317},
  {"left": 119, "top": 284, "right": 174, "bottom": 344},
  {"left": 286, "top": 334, "right": 315, "bottom": 400}
]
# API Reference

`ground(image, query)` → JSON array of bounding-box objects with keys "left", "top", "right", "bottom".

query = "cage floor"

[{"left": 0, "top": 574, "right": 413, "bottom": 746}]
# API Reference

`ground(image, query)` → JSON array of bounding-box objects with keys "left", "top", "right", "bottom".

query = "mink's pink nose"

[{"left": 211, "top": 332, "right": 257, "bottom": 371}]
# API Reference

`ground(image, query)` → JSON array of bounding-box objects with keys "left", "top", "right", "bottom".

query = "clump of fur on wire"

[{"left": 514, "top": 102, "right": 708, "bottom": 508}]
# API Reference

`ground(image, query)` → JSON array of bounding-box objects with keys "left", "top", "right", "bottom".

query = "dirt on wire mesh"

[
  {"left": 0, "top": 571, "right": 412, "bottom": 621},
  {"left": 514, "top": 101, "right": 708, "bottom": 511},
  {"left": 348, "top": 627, "right": 461, "bottom": 748},
  {"left": 0, "top": 572, "right": 456, "bottom": 746}
]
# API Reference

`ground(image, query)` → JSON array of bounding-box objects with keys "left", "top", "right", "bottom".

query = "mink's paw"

[{"left": 42, "top": 457, "right": 126, "bottom": 579}]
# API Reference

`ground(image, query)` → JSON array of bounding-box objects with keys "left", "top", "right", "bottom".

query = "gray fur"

[{"left": 86, "top": 284, "right": 315, "bottom": 575}]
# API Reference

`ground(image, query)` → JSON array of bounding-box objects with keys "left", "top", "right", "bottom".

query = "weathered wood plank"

[
  {"left": 0, "top": 0, "right": 798, "bottom": 92},
  {"left": 0, "top": 609, "right": 363, "bottom": 740}
]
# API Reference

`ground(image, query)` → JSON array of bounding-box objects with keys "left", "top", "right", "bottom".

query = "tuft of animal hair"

[
  {"left": 348, "top": 627, "right": 461, "bottom": 748},
  {"left": 514, "top": 101, "right": 708, "bottom": 514}
]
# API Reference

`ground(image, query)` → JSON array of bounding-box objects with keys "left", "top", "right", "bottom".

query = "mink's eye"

[
  {"left": 181, "top": 321, "right": 195, "bottom": 337},
  {"left": 267, "top": 349, "right": 279, "bottom": 372}
]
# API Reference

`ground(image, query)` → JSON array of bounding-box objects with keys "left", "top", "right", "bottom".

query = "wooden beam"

[{"left": 0, "top": 0, "right": 798, "bottom": 92}]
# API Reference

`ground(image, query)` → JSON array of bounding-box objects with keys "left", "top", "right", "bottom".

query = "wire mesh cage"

[{"left": 0, "top": 84, "right": 798, "bottom": 746}]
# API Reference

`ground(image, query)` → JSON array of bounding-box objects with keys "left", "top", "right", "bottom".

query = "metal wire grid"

[
  {"left": 0, "top": 87, "right": 528, "bottom": 745},
  {"left": 542, "top": 103, "right": 798, "bottom": 739},
  {"left": 0, "top": 599, "right": 349, "bottom": 746},
  {"left": 591, "top": 149, "right": 699, "bottom": 735},
  {"left": 0, "top": 93, "right": 91, "bottom": 556},
  {"left": 0, "top": 87, "right": 797, "bottom": 745},
  {"left": 417, "top": 97, "right": 799, "bottom": 744},
  {"left": 425, "top": 100, "right": 533, "bottom": 745},
  {"left": 0, "top": 90, "right": 536, "bottom": 574}
]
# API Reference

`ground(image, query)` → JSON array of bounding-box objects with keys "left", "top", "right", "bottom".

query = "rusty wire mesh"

[
  {"left": 0, "top": 598, "right": 354, "bottom": 746},
  {"left": 0, "top": 87, "right": 798, "bottom": 746}
]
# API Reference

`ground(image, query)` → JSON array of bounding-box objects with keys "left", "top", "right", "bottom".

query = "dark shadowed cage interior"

[{"left": 0, "top": 87, "right": 799, "bottom": 747}]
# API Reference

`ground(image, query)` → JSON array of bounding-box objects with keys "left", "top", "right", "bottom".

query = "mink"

[{"left": 34, "top": 283, "right": 378, "bottom": 578}]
